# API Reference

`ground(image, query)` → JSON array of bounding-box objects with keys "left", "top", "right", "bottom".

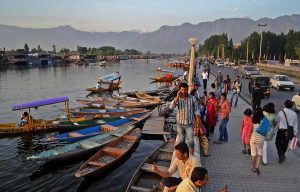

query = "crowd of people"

[{"left": 151, "top": 62, "right": 298, "bottom": 191}]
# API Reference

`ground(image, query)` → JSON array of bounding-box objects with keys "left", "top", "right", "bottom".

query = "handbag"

[
  {"left": 289, "top": 137, "right": 298, "bottom": 150},
  {"left": 256, "top": 117, "right": 270, "bottom": 137},
  {"left": 282, "top": 110, "right": 294, "bottom": 140}
]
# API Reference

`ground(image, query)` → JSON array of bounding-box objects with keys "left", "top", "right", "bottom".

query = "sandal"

[
  {"left": 242, "top": 150, "right": 247, "bottom": 154},
  {"left": 252, "top": 168, "right": 256, "bottom": 173},
  {"left": 256, "top": 168, "right": 260, "bottom": 175}
]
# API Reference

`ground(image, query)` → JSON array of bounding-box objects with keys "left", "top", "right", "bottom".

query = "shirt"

[
  {"left": 218, "top": 99, "right": 231, "bottom": 119},
  {"left": 250, "top": 123, "right": 265, "bottom": 144},
  {"left": 277, "top": 108, "right": 298, "bottom": 135},
  {"left": 171, "top": 95, "right": 198, "bottom": 125},
  {"left": 168, "top": 156, "right": 199, "bottom": 180},
  {"left": 176, "top": 178, "right": 200, "bottom": 192},
  {"left": 202, "top": 72, "right": 208, "bottom": 80}
]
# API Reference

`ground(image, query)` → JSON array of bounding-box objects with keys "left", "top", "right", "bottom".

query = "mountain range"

[{"left": 0, "top": 14, "right": 300, "bottom": 54}]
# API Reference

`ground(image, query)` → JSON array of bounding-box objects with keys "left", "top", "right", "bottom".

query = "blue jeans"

[
  {"left": 176, "top": 123, "right": 194, "bottom": 149},
  {"left": 230, "top": 92, "right": 239, "bottom": 107},
  {"left": 218, "top": 118, "right": 229, "bottom": 141}
]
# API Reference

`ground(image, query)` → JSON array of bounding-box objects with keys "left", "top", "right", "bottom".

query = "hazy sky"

[{"left": 0, "top": 0, "right": 299, "bottom": 32}]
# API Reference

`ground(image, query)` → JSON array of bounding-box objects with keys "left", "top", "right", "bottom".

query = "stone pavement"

[{"left": 196, "top": 67, "right": 300, "bottom": 192}]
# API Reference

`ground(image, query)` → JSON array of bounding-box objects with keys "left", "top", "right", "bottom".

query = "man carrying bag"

[{"left": 275, "top": 100, "right": 298, "bottom": 163}]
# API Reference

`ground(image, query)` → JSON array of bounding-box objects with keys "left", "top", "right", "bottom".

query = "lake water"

[{"left": 0, "top": 60, "right": 177, "bottom": 191}]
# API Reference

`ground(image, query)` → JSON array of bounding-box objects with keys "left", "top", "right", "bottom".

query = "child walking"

[{"left": 240, "top": 108, "right": 253, "bottom": 155}]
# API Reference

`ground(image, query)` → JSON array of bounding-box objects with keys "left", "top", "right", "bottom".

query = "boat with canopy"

[
  {"left": 86, "top": 72, "right": 121, "bottom": 93},
  {"left": 0, "top": 96, "right": 70, "bottom": 135}
]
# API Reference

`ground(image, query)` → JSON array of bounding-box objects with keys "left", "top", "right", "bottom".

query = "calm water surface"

[{"left": 0, "top": 60, "right": 177, "bottom": 191}]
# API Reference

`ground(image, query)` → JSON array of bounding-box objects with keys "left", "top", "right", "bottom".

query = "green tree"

[
  {"left": 37, "top": 45, "right": 42, "bottom": 53},
  {"left": 24, "top": 43, "right": 29, "bottom": 51},
  {"left": 31, "top": 48, "right": 38, "bottom": 53}
]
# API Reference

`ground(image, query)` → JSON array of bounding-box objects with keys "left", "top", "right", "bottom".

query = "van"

[{"left": 248, "top": 75, "right": 270, "bottom": 98}]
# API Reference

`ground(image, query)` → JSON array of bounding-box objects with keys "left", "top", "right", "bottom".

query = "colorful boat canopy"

[
  {"left": 98, "top": 72, "right": 121, "bottom": 82},
  {"left": 12, "top": 96, "right": 69, "bottom": 111}
]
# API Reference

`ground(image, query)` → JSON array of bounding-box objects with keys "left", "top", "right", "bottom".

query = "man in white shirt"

[
  {"left": 96, "top": 81, "right": 101, "bottom": 89},
  {"left": 276, "top": 100, "right": 298, "bottom": 163},
  {"left": 176, "top": 167, "right": 208, "bottom": 192},
  {"left": 202, "top": 69, "right": 209, "bottom": 90},
  {"left": 152, "top": 142, "right": 200, "bottom": 192}
]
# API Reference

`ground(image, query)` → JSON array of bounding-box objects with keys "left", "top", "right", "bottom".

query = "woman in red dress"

[{"left": 205, "top": 92, "right": 218, "bottom": 137}]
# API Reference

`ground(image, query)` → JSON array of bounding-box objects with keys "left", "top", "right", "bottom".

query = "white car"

[
  {"left": 228, "top": 62, "right": 235, "bottom": 66},
  {"left": 217, "top": 62, "right": 224, "bottom": 67},
  {"left": 270, "top": 75, "right": 294, "bottom": 91},
  {"left": 292, "top": 93, "right": 300, "bottom": 111}
]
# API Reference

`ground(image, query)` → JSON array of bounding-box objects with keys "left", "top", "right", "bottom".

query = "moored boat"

[
  {"left": 126, "top": 141, "right": 174, "bottom": 192},
  {"left": 70, "top": 108, "right": 148, "bottom": 118},
  {"left": 27, "top": 112, "right": 152, "bottom": 162},
  {"left": 86, "top": 72, "right": 121, "bottom": 93},
  {"left": 135, "top": 92, "right": 161, "bottom": 103},
  {"left": 48, "top": 113, "right": 145, "bottom": 142},
  {"left": 75, "top": 128, "right": 141, "bottom": 178},
  {"left": 0, "top": 96, "right": 70, "bottom": 135}
]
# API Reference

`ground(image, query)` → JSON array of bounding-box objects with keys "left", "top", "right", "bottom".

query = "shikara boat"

[
  {"left": 126, "top": 141, "right": 174, "bottom": 192},
  {"left": 117, "top": 101, "right": 159, "bottom": 108},
  {"left": 86, "top": 72, "right": 121, "bottom": 93},
  {"left": 135, "top": 92, "right": 161, "bottom": 103},
  {"left": 149, "top": 68, "right": 178, "bottom": 83},
  {"left": 70, "top": 108, "right": 148, "bottom": 118},
  {"left": 0, "top": 96, "right": 70, "bottom": 135},
  {"left": 121, "top": 90, "right": 160, "bottom": 97},
  {"left": 75, "top": 128, "right": 141, "bottom": 178},
  {"left": 27, "top": 112, "right": 152, "bottom": 162},
  {"left": 48, "top": 113, "right": 144, "bottom": 142}
]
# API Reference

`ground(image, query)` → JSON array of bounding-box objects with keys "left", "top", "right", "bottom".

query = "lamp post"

[
  {"left": 188, "top": 37, "right": 199, "bottom": 93},
  {"left": 258, "top": 23, "right": 267, "bottom": 63}
]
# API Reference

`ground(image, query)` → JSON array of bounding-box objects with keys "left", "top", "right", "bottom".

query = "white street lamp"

[{"left": 188, "top": 37, "right": 199, "bottom": 93}]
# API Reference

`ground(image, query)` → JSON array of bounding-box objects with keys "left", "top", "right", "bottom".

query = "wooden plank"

[
  {"left": 87, "top": 161, "right": 105, "bottom": 167},
  {"left": 142, "top": 130, "right": 170, "bottom": 135}
]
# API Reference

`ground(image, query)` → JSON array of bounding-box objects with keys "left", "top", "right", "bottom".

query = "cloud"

[{"left": 232, "top": 7, "right": 239, "bottom": 12}]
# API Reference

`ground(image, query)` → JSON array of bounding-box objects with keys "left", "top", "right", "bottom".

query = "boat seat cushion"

[
  {"left": 102, "top": 124, "right": 118, "bottom": 132},
  {"left": 68, "top": 132, "right": 84, "bottom": 137},
  {"left": 80, "top": 140, "right": 100, "bottom": 149}
]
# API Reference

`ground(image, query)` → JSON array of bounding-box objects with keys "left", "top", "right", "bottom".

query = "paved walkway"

[{"left": 197, "top": 67, "right": 300, "bottom": 192}]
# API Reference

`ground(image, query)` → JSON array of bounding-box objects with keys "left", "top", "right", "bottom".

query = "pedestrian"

[
  {"left": 250, "top": 108, "right": 264, "bottom": 175},
  {"left": 275, "top": 100, "right": 298, "bottom": 163},
  {"left": 215, "top": 71, "right": 223, "bottom": 91},
  {"left": 214, "top": 93, "right": 231, "bottom": 144},
  {"left": 230, "top": 75, "right": 242, "bottom": 108},
  {"left": 176, "top": 167, "right": 208, "bottom": 192},
  {"left": 251, "top": 83, "right": 263, "bottom": 112},
  {"left": 205, "top": 92, "right": 218, "bottom": 138},
  {"left": 240, "top": 108, "right": 253, "bottom": 155},
  {"left": 152, "top": 142, "right": 199, "bottom": 192},
  {"left": 211, "top": 83, "right": 221, "bottom": 100},
  {"left": 262, "top": 103, "right": 277, "bottom": 165},
  {"left": 202, "top": 69, "right": 209, "bottom": 90},
  {"left": 223, "top": 74, "right": 231, "bottom": 94},
  {"left": 170, "top": 82, "right": 199, "bottom": 155}
]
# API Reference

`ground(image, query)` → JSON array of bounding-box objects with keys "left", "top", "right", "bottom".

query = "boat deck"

[{"left": 142, "top": 107, "right": 169, "bottom": 136}]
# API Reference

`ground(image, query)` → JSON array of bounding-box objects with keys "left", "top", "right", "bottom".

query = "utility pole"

[
  {"left": 222, "top": 44, "right": 225, "bottom": 60},
  {"left": 258, "top": 23, "right": 267, "bottom": 63},
  {"left": 246, "top": 40, "right": 249, "bottom": 63}
]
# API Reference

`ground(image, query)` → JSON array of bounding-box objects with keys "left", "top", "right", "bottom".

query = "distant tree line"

[
  {"left": 198, "top": 30, "right": 300, "bottom": 62},
  {"left": 76, "top": 46, "right": 142, "bottom": 56}
]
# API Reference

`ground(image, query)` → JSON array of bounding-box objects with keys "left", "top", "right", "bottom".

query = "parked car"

[
  {"left": 292, "top": 93, "right": 300, "bottom": 111},
  {"left": 248, "top": 75, "right": 271, "bottom": 98},
  {"left": 228, "top": 62, "right": 235, "bottom": 66},
  {"left": 241, "top": 65, "right": 260, "bottom": 78},
  {"left": 217, "top": 62, "right": 224, "bottom": 67},
  {"left": 270, "top": 75, "right": 294, "bottom": 91}
]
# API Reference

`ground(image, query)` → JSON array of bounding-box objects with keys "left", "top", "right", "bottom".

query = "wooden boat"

[
  {"left": 126, "top": 141, "right": 174, "bottom": 192},
  {"left": 149, "top": 68, "right": 179, "bottom": 83},
  {"left": 86, "top": 72, "right": 121, "bottom": 93},
  {"left": 76, "top": 98, "right": 119, "bottom": 106},
  {"left": 112, "top": 93, "right": 139, "bottom": 101},
  {"left": 75, "top": 128, "right": 141, "bottom": 178},
  {"left": 135, "top": 92, "right": 161, "bottom": 103},
  {"left": 27, "top": 112, "right": 152, "bottom": 162},
  {"left": 117, "top": 101, "right": 159, "bottom": 108},
  {"left": 0, "top": 96, "right": 70, "bottom": 135},
  {"left": 48, "top": 113, "right": 144, "bottom": 142},
  {"left": 70, "top": 108, "right": 148, "bottom": 118},
  {"left": 58, "top": 117, "right": 121, "bottom": 131},
  {"left": 121, "top": 90, "right": 160, "bottom": 97}
]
